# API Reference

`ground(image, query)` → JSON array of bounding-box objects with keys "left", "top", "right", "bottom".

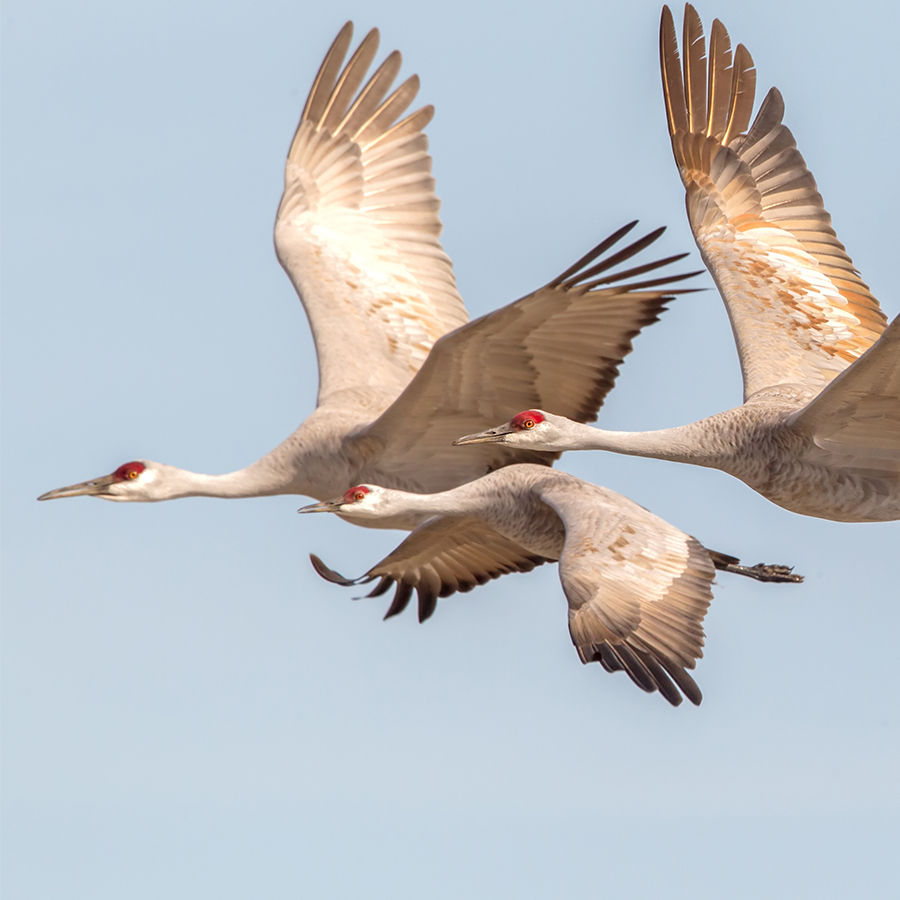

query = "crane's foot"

[{"left": 719, "top": 562, "right": 804, "bottom": 583}]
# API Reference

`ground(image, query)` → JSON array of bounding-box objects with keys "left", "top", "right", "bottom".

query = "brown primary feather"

[
  {"left": 300, "top": 21, "right": 355, "bottom": 125},
  {"left": 681, "top": 4, "right": 707, "bottom": 134}
]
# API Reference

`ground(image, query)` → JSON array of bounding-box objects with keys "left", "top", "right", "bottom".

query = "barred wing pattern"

[
  {"left": 661, "top": 5, "right": 887, "bottom": 403},
  {"left": 361, "top": 224, "right": 697, "bottom": 492},
  {"left": 275, "top": 24, "right": 467, "bottom": 410}
]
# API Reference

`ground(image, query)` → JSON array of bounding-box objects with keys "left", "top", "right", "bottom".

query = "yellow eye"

[
  {"left": 523, "top": 419, "right": 535, "bottom": 429},
  {"left": 128, "top": 470, "right": 139, "bottom": 479}
]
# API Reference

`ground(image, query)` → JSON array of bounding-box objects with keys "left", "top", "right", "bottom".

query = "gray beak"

[
  {"left": 452, "top": 424, "right": 513, "bottom": 446},
  {"left": 38, "top": 473, "right": 119, "bottom": 501},
  {"left": 297, "top": 497, "right": 346, "bottom": 514}
]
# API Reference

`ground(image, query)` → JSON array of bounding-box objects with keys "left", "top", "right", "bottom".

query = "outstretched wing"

[
  {"left": 789, "top": 312, "right": 900, "bottom": 473},
  {"left": 536, "top": 476, "right": 715, "bottom": 706},
  {"left": 310, "top": 516, "right": 550, "bottom": 624},
  {"left": 359, "top": 224, "right": 697, "bottom": 492},
  {"left": 275, "top": 24, "right": 467, "bottom": 411},
  {"left": 660, "top": 5, "right": 887, "bottom": 404}
]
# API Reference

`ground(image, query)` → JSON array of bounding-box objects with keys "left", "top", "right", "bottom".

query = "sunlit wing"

[
  {"left": 360, "top": 224, "right": 698, "bottom": 492},
  {"left": 537, "top": 478, "right": 714, "bottom": 706},
  {"left": 310, "top": 516, "right": 550, "bottom": 623},
  {"left": 660, "top": 5, "right": 887, "bottom": 403},
  {"left": 275, "top": 23, "right": 467, "bottom": 410},
  {"left": 789, "top": 312, "right": 900, "bottom": 473}
]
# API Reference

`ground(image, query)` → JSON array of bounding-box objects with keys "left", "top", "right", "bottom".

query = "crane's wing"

[
  {"left": 358, "top": 224, "right": 698, "bottom": 492},
  {"left": 788, "top": 312, "right": 900, "bottom": 473},
  {"left": 536, "top": 476, "right": 715, "bottom": 706},
  {"left": 660, "top": 6, "right": 887, "bottom": 404},
  {"left": 275, "top": 24, "right": 467, "bottom": 410},
  {"left": 310, "top": 516, "right": 550, "bottom": 623}
]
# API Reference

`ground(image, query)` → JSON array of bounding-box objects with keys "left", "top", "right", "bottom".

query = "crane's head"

[
  {"left": 298, "top": 484, "right": 391, "bottom": 520},
  {"left": 453, "top": 409, "right": 562, "bottom": 449},
  {"left": 38, "top": 460, "right": 166, "bottom": 502}
]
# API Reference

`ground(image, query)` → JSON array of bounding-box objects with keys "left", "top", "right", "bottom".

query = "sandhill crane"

[
  {"left": 299, "top": 464, "right": 801, "bottom": 706},
  {"left": 455, "top": 7, "right": 900, "bottom": 524},
  {"left": 38, "top": 24, "right": 694, "bottom": 510}
]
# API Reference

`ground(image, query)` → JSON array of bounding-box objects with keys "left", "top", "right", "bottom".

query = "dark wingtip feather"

[
  {"left": 383, "top": 581, "right": 414, "bottom": 619},
  {"left": 309, "top": 553, "right": 358, "bottom": 586},
  {"left": 548, "top": 222, "right": 639, "bottom": 287},
  {"left": 366, "top": 576, "right": 394, "bottom": 598},
  {"left": 417, "top": 584, "right": 439, "bottom": 622}
]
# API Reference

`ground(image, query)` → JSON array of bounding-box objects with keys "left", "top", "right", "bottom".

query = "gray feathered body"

[{"left": 672, "top": 396, "right": 900, "bottom": 522}]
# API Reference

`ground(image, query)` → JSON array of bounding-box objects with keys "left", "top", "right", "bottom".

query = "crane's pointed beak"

[
  {"left": 298, "top": 497, "right": 345, "bottom": 514},
  {"left": 452, "top": 424, "right": 513, "bottom": 446},
  {"left": 38, "top": 473, "right": 119, "bottom": 501}
]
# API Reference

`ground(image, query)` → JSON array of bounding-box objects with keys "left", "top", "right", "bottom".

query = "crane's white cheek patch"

[{"left": 104, "top": 468, "right": 159, "bottom": 501}]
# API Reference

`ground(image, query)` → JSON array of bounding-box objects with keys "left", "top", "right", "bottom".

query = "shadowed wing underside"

[
  {"left": 311, "top": 515, "right": 550, "bottom": 624},
  {"left": 275, "top": 23, "right": 467, "bottom": 410},
  {"left": 661, "top": 5, "right": 887, "bottom": 403},
  {"left": 360, "top": 224, "right": 698, "bottom": 492}
]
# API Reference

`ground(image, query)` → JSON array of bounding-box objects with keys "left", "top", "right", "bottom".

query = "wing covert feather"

[
  {"left": 275, "top": 24, "right": 467, "bottom": 409},
  {"left": 661, "top": 5, "right": 887, "bottom": 402},
  {"left": 789, "top": 313, "right": 900, "bottom": 470},
  {"left": 537, "top": 477, "right": 715, "bottom": 706}
]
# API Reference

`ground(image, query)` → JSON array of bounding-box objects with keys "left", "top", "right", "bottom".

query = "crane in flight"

[
  {"left": 39, "top": 23, "right": 694, "bottom": 512},
  {"left": 299, "top": 465, "right": 802, "bottom": 707},
  {"left": 454, "top": 6, "right": 900, "bottom": 523}
]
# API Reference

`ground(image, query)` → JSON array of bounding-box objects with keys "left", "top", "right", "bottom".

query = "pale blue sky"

[{"left": 3, "top": 0, "right": 898, "bottom": 897}]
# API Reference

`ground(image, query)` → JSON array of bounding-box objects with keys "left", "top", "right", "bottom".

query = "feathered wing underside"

[
  {"left": 311, "top": 516, "right": 550, "bottom": 624},
  {"left": 661, "top": 5, "right": 886, "bottom": 403},
  {"left": 359, "top": 224, "right": 698, "bottom": 492},
  {"left": 275, "top": 23, "right": 467, "bottom": 409},
  {"left": 537, "top": 479, "right": 715, "bottom": 706},
  {"left": 789, "top": 313, "right": 900, "bottom": 473}
]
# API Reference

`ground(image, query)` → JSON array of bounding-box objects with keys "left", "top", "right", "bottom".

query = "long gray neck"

[
  {"left": 164, "top": 409, "right": 364, "bottom": 501},
  {"left": 556, "top": 419, "right": 725, "bottom": 467},
  {"left": 158, "top": 459, "right": 303, "bottom": 499}
]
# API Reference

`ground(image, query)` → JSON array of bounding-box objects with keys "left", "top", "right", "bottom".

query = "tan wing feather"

[
  {"left": 661, "top": 5, "right": 887, "bottom": 402},
  {"left": 359, "top": 225, "right": 698, "bottom": 492},
  {"left": 275, "top": 24, "right": 467, "bottom": 410},
  {"left": 789, "top": 313, "right": 900, "bottom": 472},
  {"left": 537, "top": 478, "right": 715, "bottom": 706}
]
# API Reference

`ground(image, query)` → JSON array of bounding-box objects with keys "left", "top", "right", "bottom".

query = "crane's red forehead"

[
  {"left": 510, "top": 410, "right": 545, "bottom": 429},
  {"left": 113, "top": 462, "right": 145, "bottom": 480},
  {"left": 343, "top": 485, "right": 370, "bottom": 502}
]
